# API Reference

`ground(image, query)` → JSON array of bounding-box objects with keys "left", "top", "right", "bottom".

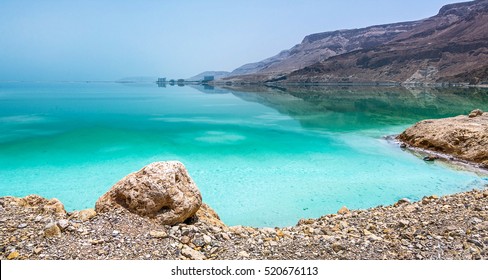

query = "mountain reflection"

[{"left": 218, "top": 85, "right": 488, "bottom": 131}]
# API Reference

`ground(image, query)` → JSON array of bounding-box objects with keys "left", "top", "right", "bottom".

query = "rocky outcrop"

[
  {"left": 95, "top": 161, "right": 202, "bottom": 225},
  {"left": 192, "top": 203, "right": 226, "bottom": 228},
  {"left": 398, "top": 109, "right": 488, "bottom": 168},
  {"left": 3, "top": 195, "right": 66, "bottom": 217}
]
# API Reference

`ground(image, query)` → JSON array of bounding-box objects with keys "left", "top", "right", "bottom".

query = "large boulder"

[
  {"left": 95, "top": 161, "right": 202, "bottom": 225},
  {"left": 397, "top": 110, "right": 488, "bottom": 167}
]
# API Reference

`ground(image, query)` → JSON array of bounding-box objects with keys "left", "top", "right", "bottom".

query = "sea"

[{"left": 1, "top": 82, "right": 487, "bottom": 227}]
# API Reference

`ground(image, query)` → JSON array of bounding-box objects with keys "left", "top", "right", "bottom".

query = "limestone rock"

[
  {"left": 95, "top": 161, "right": 202, "bottom": 225},
  {"left": 11, "top": 195, "right": 66, "bottom": 216},
  {"left": 181, "top": 245, "right": 206, "bottom": 260},
  {"left": 337, "top": 206, "right": 350, "bottom": 215},
  {"left": 238, "top": 251, "right": 250, "bottom": 258},
  {"left": 180, "top": 236, "right": 190, "bottom": 244},
  {"left": 468, "top": 109, "right": 483, "bottom": 118},
  {"left": 397, "top": 112, "right": 488, "bottom": 167},
  {"left": 57, "top": 219, "right": 69, "bottom": 231},
  {"left": 7, "top": 251, "right": 20, "bottom": 260},
  {"left": 70, "top": 209, "right": 97, "bottom": 222},
  {"left": 44, "top": 222, "right": 61, "bottom": 238},
  {"left": 149, "top": 230, "right": 168, "bottom": 239},
  {"left": 193, "top": 203, "right": 226, "bottom": 228}
]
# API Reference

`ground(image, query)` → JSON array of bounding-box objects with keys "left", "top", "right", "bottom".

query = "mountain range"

[{"left": 221, "top": 0, "right": 488, "bottom": 85}]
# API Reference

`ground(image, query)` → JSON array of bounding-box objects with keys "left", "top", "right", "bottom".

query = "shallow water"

[{"left": 1, "top": 82, "right": 487, "bottom": 227}]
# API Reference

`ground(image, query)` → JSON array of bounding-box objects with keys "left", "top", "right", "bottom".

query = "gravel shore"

[{"left": 1, "top": 187, "right": 487, "bottom": 260}]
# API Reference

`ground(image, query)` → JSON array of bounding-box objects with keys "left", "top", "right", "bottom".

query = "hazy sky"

[{"left": 0, "top": 0, "right": 458, "bottom": 81}]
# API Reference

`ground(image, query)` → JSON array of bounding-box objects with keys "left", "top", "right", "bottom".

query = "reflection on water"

[{"left": 219, "top": 85, "right": 488, "bottom": 132}]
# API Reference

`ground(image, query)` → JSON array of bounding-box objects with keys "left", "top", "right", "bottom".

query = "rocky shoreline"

[
  {"left": 1, "top": 189, "right": 487, "bottom": 260},
  {"left": 397, "top": 109, "right": 488, "bottom": 169},
  {"left": 1, "top": 111, "right": 488, "bottom": 260}
]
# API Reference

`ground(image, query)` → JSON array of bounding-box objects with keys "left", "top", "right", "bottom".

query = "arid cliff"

[{"left": 225, "top": 0, "right": 488, "bottom": 85}]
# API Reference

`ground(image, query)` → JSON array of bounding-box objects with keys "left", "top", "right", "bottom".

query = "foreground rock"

[
  {"left": 1, "top": 187, "right": 487, "bottom": 260},
  {"left": 398, "top": 109, "right": 488, "bottom": 168},
  {"left": 95, "top": 161, "right": 202, "bottom": 225}
]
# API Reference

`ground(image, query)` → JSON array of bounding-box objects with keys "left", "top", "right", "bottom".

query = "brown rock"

[
  {"left": 11, "top": 195, "right": 66, "bottom": 216},
  {"left": 397, "top": 113, "right": 488, "bottom": 166},
  {"left": 7, "top": 251, "right": 20, "bottom": 260},
  {"left": 149, "top": 230, "right": 168, "bottom": 239},
  {"left": 180, "top": 236, "right": 191, "bottom": 244},
  {"left": 44, "top": 222, "right": 61, "bottom": 238},
  {"left": 95, "top": 161, "right": 202, "bottom": 225},
  {"left": 337, "top": 206, "right": 350, "bottom": 215},
  {"left": 468, "top": 109, "right": 483, "bottom": 118},
  {"left": 332, "top": 242, "right": 345, "bottom": 253},
  {"left": 181, "top": 246, "right": 206, "bottom": 260},
  {"left": 193, "top": 203, "right": 226, "bottom": 228},
  {"left": 71, "top": 209, "right": 97, "bottom": 222}
]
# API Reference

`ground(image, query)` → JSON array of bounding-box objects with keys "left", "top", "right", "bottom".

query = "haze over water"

[{"left": 0, "top": 82, "right": 487, "bottom": 226}]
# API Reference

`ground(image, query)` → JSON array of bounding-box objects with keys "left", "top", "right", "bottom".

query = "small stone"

[
  {"left": 404, "top": 205, "right": 417, "bottom": 213},
  {"left": 181, "top": 246, "right": 205, "bottom": 260},
  {"left": 34, "top": 215, "right": 43, "bottom": 222},
  {"left": 261, "top": 227, "right": 276, "bottom": 235},
  {"left": 97, "top": 250, "right": 107, "bottom": 255},
  {"left": 400, "top": 143, "right": 407, "bottom": 149},
  {"left": 44, "top": 222, "right": 61, "bottom": 238},
  {"left": 368, "top": 234, "right": 383, "bottom": 241},
  {"left": 180, "top": 236, "right": 190, "bottom": 244},
  {"left": 203, "top": 235, "right": 212, "bottom": 244},
  {"left": 149, "top": 230, "right": 168, "bottom": 239},
  {"left": 238, "top": 251, "right": 250, "bottom": 258},
  {"left": 468, "top": 109, "right": 483, "bottom": 118},
  {"left": 17, "top": 223, "right": 27, "bottom": 229},
  {"left": 33, "top": 248, "right": 42, "bottom": 254},
  {"left": 212, "top": 227, "right": 222, "bottom": 233},
  {"left": 423, "top": 156, "right": 439, "bottom": 161},
  {"left": 7, "top": 251, "right": 19, "bottom": 260},
  {"left": 397, "top": 198, "right": 411, "bottom": 205},
  {"left": 221, "top": 233, "right": 230, "bottom": 240},
  {"left": 57, "top": 219, "right": 69, "bottom": 231},
  {"left": 331, "top": 242, "right": 345, "bottom": 253},
  {"left": 71, "top": 209, "right": 97, "bottom": 222},
  {"left": 192, "top": 238, "right": 205, "bottom": 247},
  {"left": 469, "top": 217, "right": 483, "bottom": 225},
  {"left": 398, "top": 220, "right": 410, "bottom": 227},
  {"left": 112, "top": 230, "right": 120, "bottom": 237},
  {"left": 446, "top": 225, "right": 458, "bottom": 232},
  {"left": 337, "top": 206, "right": 350, "bottom": 215},
  {"left": 269, "top": 241, "right": 278, "bottom": 246}
]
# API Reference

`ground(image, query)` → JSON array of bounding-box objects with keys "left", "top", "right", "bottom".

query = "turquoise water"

[{"left": 1, "top": 82, "right": 487, "bottom": 227}]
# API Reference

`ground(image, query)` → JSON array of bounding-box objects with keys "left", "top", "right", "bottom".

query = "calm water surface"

[{"left": 1, "top": 82, "right": 487, "bottom": 226}]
